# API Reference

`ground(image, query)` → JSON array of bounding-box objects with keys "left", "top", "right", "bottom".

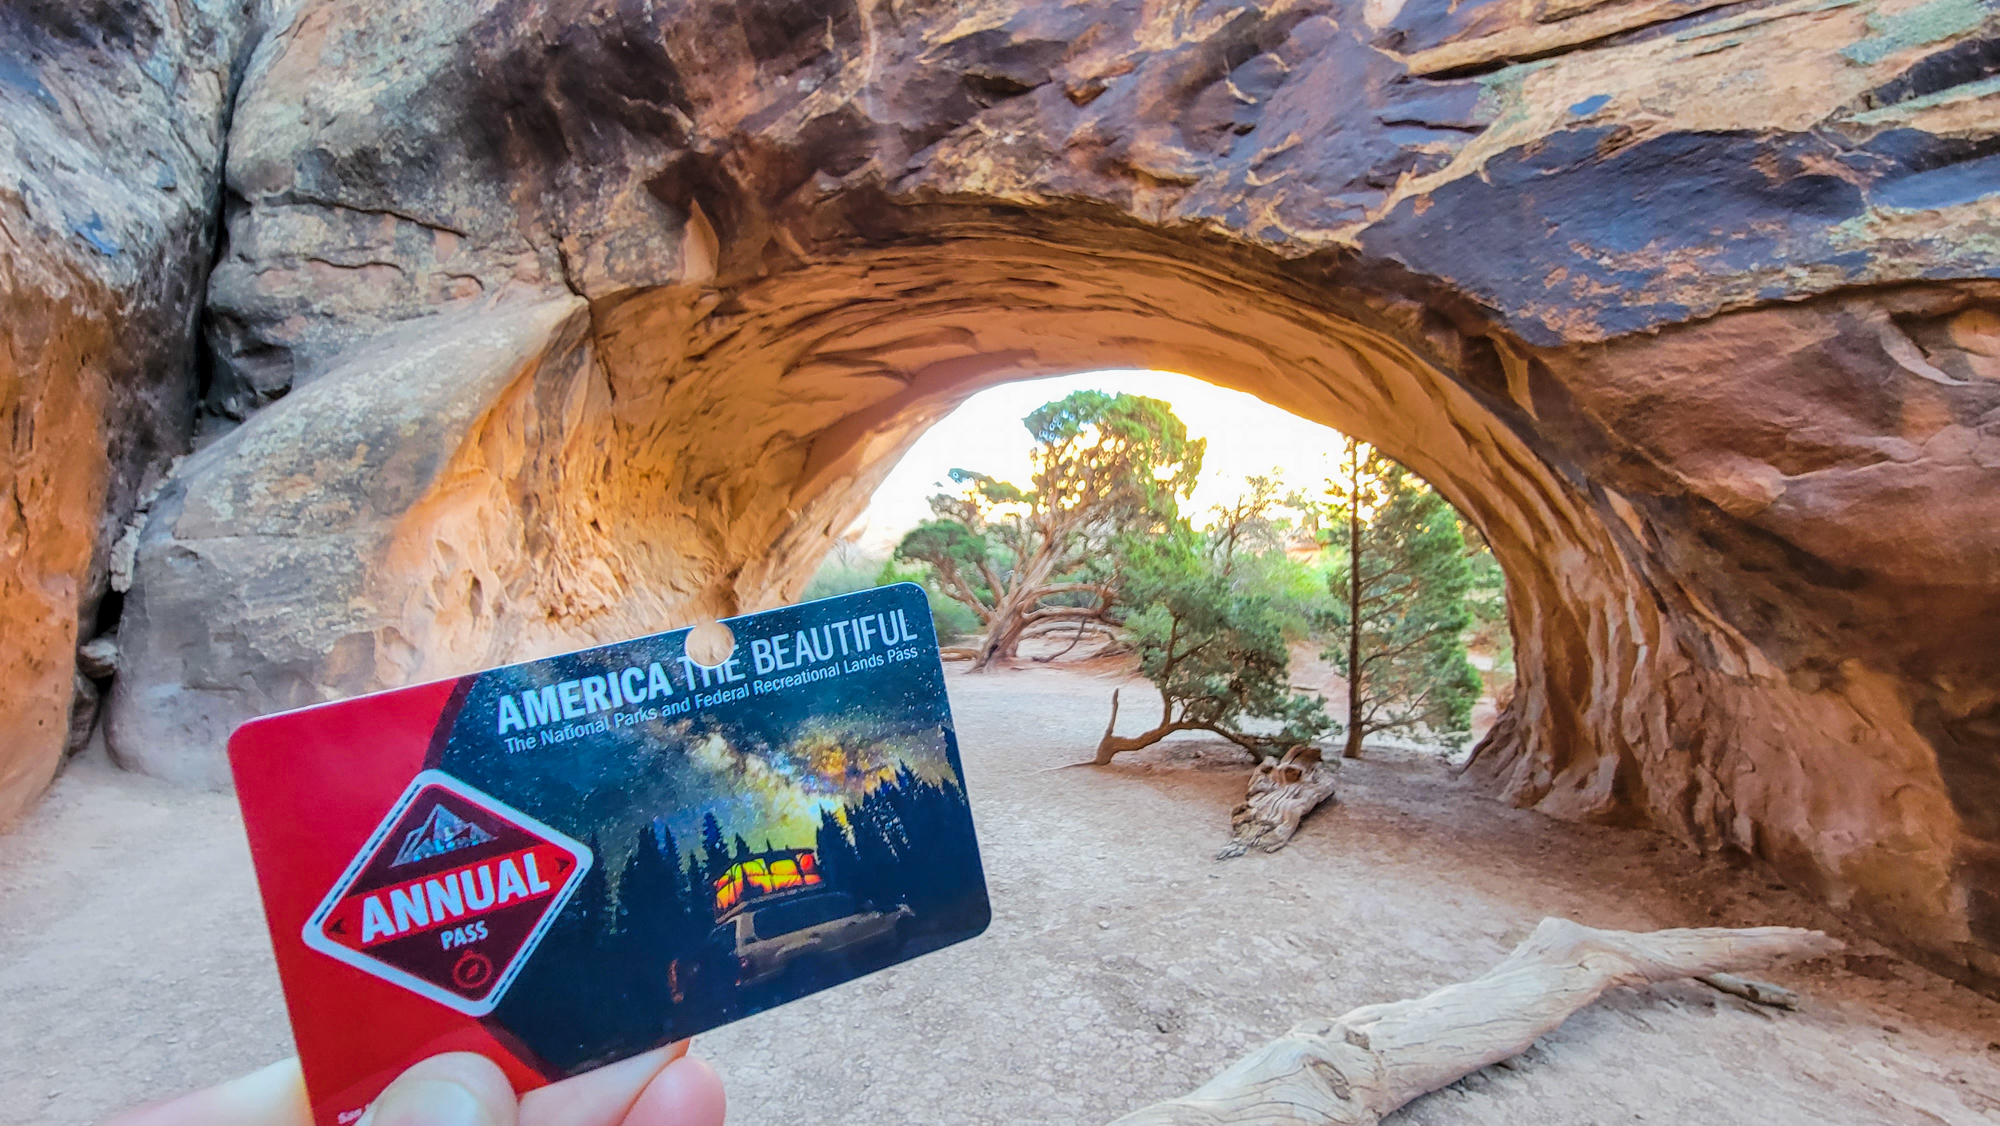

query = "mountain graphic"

[{"left": 392, "top": 804, "right": 496, "bottom": 867}]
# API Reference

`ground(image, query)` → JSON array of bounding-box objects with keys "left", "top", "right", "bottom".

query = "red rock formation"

[
  {"left": 6, "top": 0, "right": 1999, "bottom": 993},
  {"left": 0, "top": 1, "right": 255, "bottom": 822}
]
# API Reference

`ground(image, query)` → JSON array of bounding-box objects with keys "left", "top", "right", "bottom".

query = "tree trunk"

[
  {"left": 971, "top": 592, "right": 1033, "bottom": 671},
  {"left": 1344, "top": 448, "right": 1364, "bottom": 760},
  {"left": 1218, "top": 745, "right": 1337, "bottom": 858},
  {"left": 1093, "top": 688, "right": 1197, "bottom": 764},
  {"left": 1109, "top": 918, "right": 1841, "bottom": 1125},
  {"left": 1094, "top": 691, "right": 1324, "bottom": 766}
]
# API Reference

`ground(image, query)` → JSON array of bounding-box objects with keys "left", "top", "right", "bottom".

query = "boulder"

[
  {"left": 106, "top": 296, "right": 603, "bottom": 784},
  {"left": 52, "top": 0, "right": 2000, "bottom": 993}
]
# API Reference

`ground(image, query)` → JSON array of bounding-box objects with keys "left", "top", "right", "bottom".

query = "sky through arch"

[{"left": 850, "top": 370, "right": 1353, "bottom": 552}]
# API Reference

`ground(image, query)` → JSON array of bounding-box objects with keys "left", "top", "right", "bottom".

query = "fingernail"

[{"left": 362, "top": 1079, "right": 490, "bottom": 1126}]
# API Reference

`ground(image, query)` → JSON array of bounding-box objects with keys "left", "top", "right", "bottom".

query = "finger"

[
  {"left": 103, "top": 1057, "right": 311, "bottom": 1126},
  {"left": 360, "top": 1052, "right": 518, "bottom": 1126},
  {"left": 620, "top": 1055, "right": 725, "bottom": 1126},
  {"left": 519, "top": 1041, "right": 689, "bottom": 1126}
]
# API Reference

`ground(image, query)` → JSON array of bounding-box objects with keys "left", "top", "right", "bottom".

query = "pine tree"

[
  {"left": 562, "top": 831, "right": 611, "bottom": 944},
  {"left": 683, "top": 852, "right": 712, "bottom": 923},
  {"left": 699, "top": 811, "right": 728, "bottom": 882},
  {"left": 882, "top": 768, "right": 983, "bottom": 913},
  {"left": 814, "top": 807, "right": 859, "bottom": 896},
  {"left": 1321, "top": 438, "right": 1483, "bottom": 758},
  {"left": 616, "top": 821, "right": 687, "bottom": 952},
  {"left": 844, "top": 790, "right": 906, "bottom": 910},
  {"left": 656, "top": 822, "right": 692, "bottom": 941}
]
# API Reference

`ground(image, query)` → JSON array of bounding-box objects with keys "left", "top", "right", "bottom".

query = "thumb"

[{"left": 360, "top": 1053, "right": 519, "bottom": 1126}]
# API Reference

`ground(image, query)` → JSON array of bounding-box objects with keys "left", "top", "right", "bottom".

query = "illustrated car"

[{"left": 714, "top": 892, "right": 913, "bottom": 988}]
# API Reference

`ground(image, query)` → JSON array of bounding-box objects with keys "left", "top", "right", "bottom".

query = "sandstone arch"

[{"left": 2, "top": 0, "right": 1995, "bottom": 999}]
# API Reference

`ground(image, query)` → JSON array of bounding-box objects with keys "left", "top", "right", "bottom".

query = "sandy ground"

[{"left": 4, "top": 665, "right": 1999, "bottom": 1126}]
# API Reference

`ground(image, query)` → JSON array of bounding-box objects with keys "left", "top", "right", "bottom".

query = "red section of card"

[{"left": 230, "top": 677, "right": 551, "bottom": 1125}]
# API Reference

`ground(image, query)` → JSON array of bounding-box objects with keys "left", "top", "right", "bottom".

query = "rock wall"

[
  {"left": 0, "top": 1, "right": 260, "bottom": 822},
  {"left": 9, "top": 0, "right": 1999, "bottom": 992}
]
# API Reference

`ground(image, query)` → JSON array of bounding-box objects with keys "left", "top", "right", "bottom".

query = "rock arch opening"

[
  {"left": 103, "top": 218, "right": 1994, "bottom": 994},
  {"left": 812, "top": 365, "right": 1515, "bottom": 751}
]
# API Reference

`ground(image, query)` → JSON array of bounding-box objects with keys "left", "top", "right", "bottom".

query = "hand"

[{"left": 107, "top": 1041, "right": 725, "bottom": 1126}]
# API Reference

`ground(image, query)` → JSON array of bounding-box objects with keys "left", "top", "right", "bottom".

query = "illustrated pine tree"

[
  {"left": 615, "top": 822, "right": 690, "bottom": 953},
  {"left": 493, "top": 827, "right": 656, "bottom": 1069},
  {"left": 895, "top": 390, "right": 1203, "bottom": 669},
  {"left": 812, "top": 769, "right": 984, "bottom": 930},
  {"left": 698, "top": 811, "right": 728, "bottom": 884},
  {"left": 877, "top": 765, "right": 984, "bottom": 914},
  {"left": 1320, "top": 438, "right": 1483, "bottom": 759},
  {"left": 565, "top": 830, "right": 611, "bottom": 943},
  {"left": 847, "top": 787, "right": 909, "bottom": 910},
  {"left": 680, "top": 854, "right": 707, "bottom": 915},
  {"left": 814, "top": 808, "right": 859, "bottom": 893}
]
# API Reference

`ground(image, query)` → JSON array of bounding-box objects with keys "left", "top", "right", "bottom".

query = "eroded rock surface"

[
  {"left": 0, "top": 1, "right": 263, "bottom": 822},
  {"left": 13, "top": 0, "right": 1997, "bottom": 992}
]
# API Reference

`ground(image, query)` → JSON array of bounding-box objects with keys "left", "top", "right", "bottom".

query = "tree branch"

[{"left": 1111, "top": 919, "right": 1840, "bottom": 1125}]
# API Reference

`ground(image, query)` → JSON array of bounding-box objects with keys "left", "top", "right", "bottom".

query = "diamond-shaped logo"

[
  {"left": 392, "top": 804, "right": 496, "bottom": 867},
  {"left": 302, "top": 770, "right": 592, "bottom": 1016}
]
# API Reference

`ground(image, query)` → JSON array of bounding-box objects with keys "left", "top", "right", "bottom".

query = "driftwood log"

[
  {"left": 1110, "top": 918, "right": 1841, "bottom": 1125},
  {"left": 1218, "top": 745, "right": 1339, "bottom": 859}
]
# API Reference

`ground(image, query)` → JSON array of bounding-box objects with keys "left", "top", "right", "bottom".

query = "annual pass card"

[{"left": 229, "top": 584, "right": 991, "bottom": 1125}]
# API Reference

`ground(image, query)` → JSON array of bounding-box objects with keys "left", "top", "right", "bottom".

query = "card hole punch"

[{"left": 684, "top": 619, "right": 736, "bottom": 667}]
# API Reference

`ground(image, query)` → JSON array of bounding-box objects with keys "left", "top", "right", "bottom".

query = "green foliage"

[
  {"left": 1108, "top": 527, "right": 1333, "bottom": 760},
  {"left": 801, "top": 548, "right": 883, "bottom": 601},
  {"left": 1320, "top": 441, "right": 1483, "bottom": 752},
  {"left": 1226, "top": 549, "right": 1332, "bottom": 642},
  {"left": 943, "top": 469, "right": 1024, "bottom": 507},
  {"left": 1198, "top": 470, "right": 1334, "bottom": 642},
  {"left": 800, "top": 548, "right": 979, "bottom": 644},
  {"left": 890, "top": 519, "right": 994, "bottom": 607},
  {"left": 1207, "top": 473, "right": 1291, "bottom": 566},
  {"left": 876, "top": 559, "right": 982, "bottom": 644},
  {"left": 1461, "top": 529, "right": 1514, "bottom": 682},
  {"left": 895, "top": 389, "right": 1204, "bottom": 666},
  {"left": 1020, "top": 390, "right": 1203, "bottom": 533}
]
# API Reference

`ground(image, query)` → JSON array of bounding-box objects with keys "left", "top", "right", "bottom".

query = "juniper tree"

[
  {"left": 1320, "top": 439, "right": 1482, "bottom": 758},
  {"left": 895, "top": 390, "right": 1202, "bottom": 669},
  {"left": 1205, "top": 472, "right": 1289, "bottom": 573},
  {"left": 1093, "top": 527, "right": 1331, "bottom": 764}
]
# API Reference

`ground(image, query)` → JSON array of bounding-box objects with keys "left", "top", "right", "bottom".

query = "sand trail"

[{"left": 2, "top": 666, "right": 1997, "bottom": 1125}]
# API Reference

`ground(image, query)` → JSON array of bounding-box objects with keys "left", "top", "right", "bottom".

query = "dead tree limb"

[
  {"left": 1094, "top": 690, "right": 1322, "bottom": 766},
  {"left": 1218, "top": 745, "right": 1337, "bottom": 859},
  {"left": 1109, "top": 918, "right": 1841, "bottom": 1125},
  {"left": 1032, "top": 617, "right": 1111, "bottom": 661}
]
